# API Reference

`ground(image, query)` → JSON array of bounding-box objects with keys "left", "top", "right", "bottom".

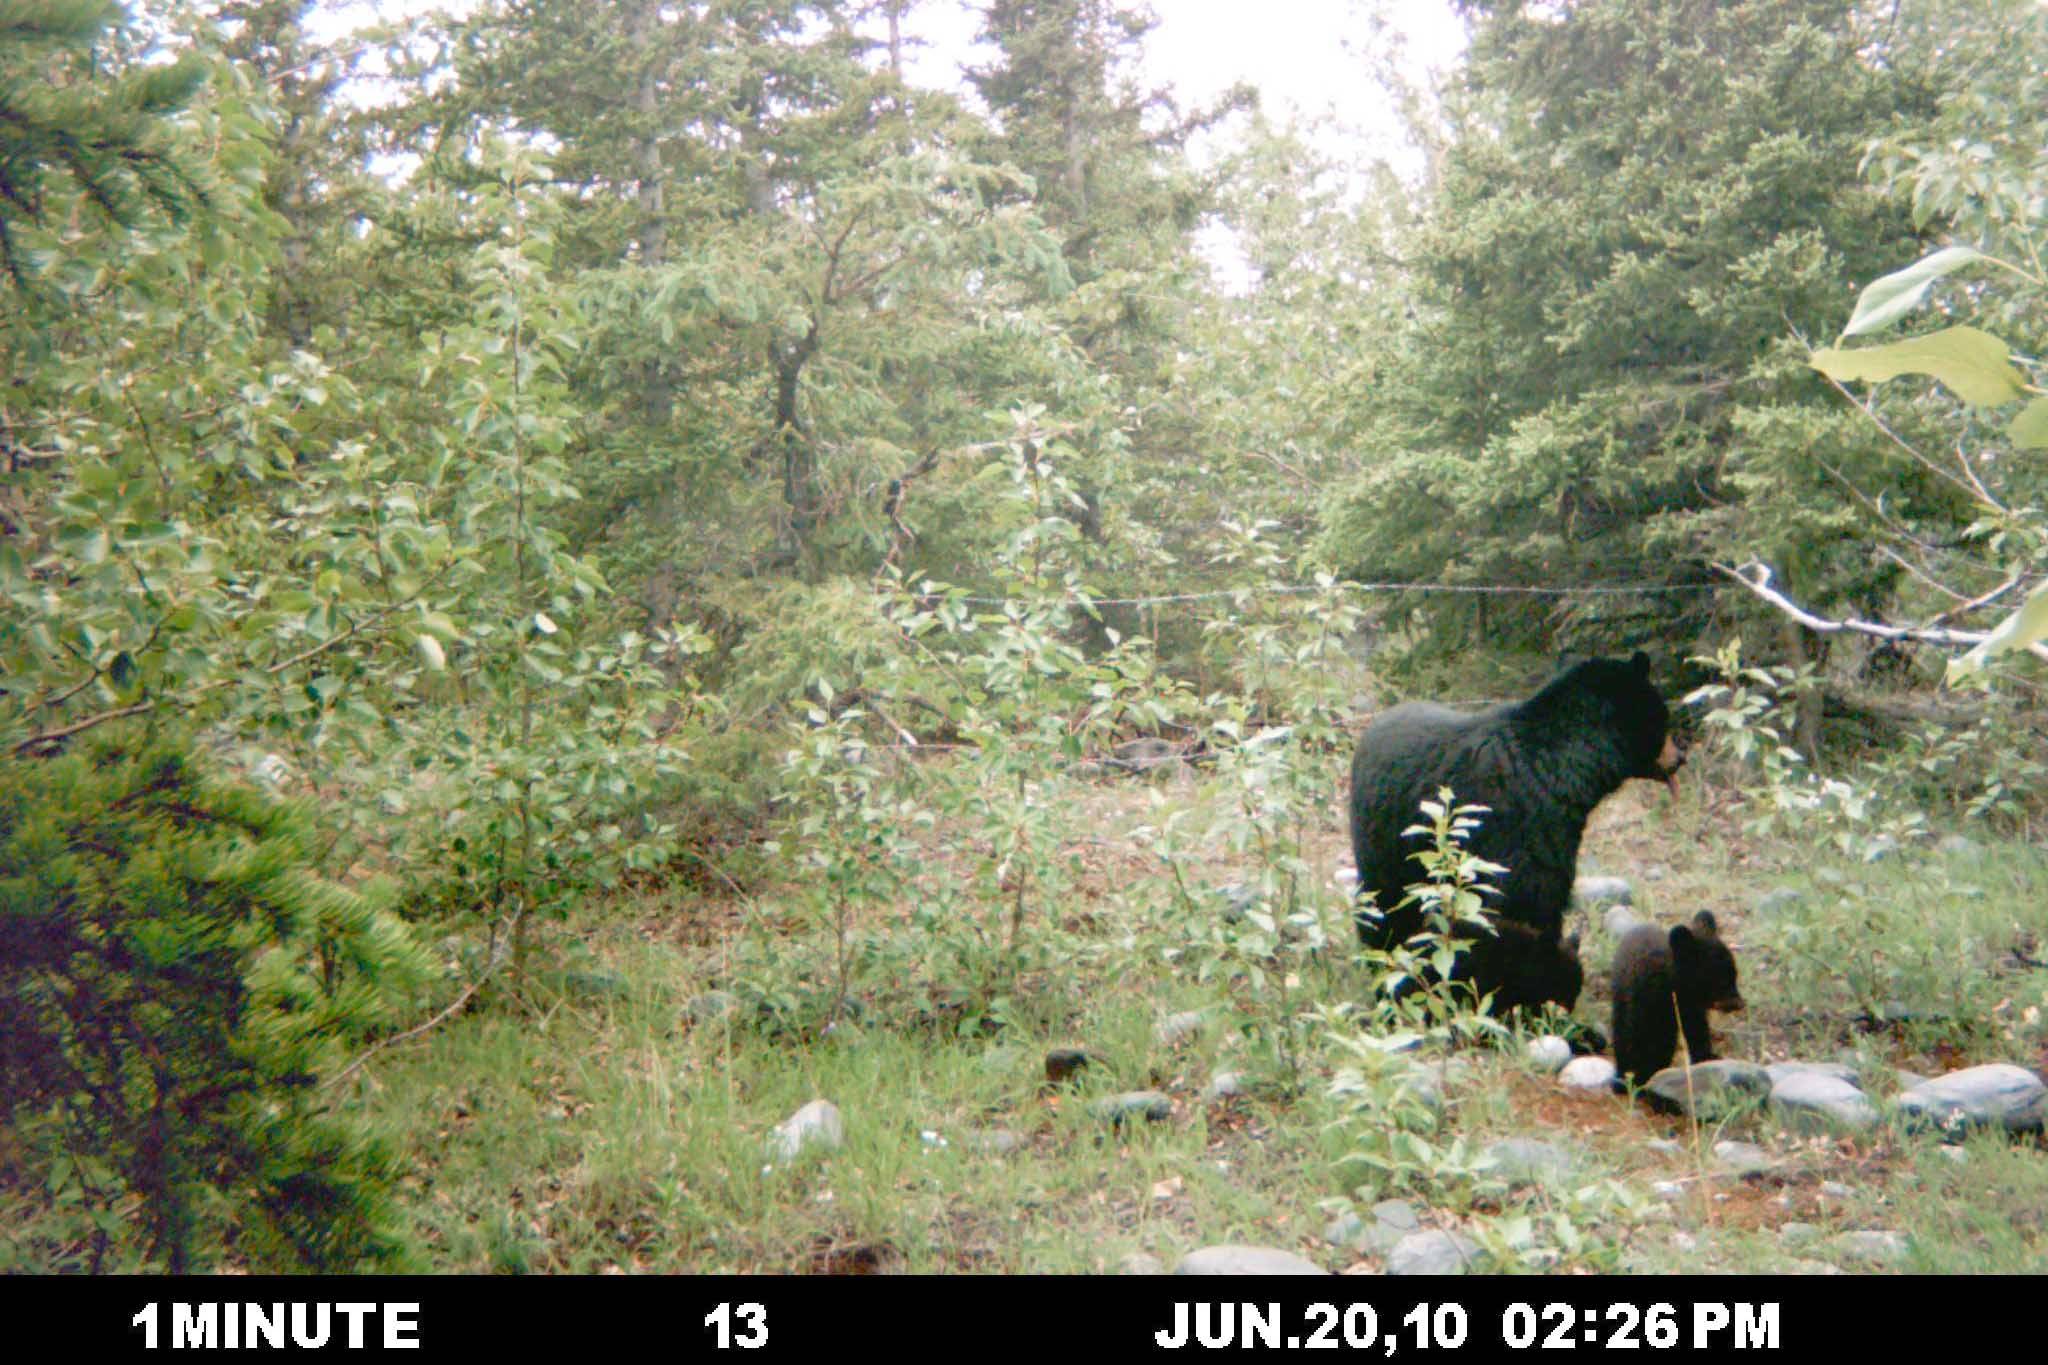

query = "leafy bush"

[{"left": 0, "top": 736, "right": 433, "bottom": 1271}]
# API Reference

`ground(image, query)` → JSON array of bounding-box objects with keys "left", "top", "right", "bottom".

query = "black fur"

[
  {"left": 1609, "top": 910, "right": 1743, "bottom": 1088},
  {"left": 1350, "top": 652, "right": 1673, "bottom": 957}
]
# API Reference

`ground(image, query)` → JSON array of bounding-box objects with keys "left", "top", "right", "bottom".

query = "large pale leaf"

[
  {"left": 1810, "top": 326, "right": 2027, "bottom": 407},
  {"left": 1949, "top": 579, "right": 2048, "bottom": 680},
  {"left": 1841, "top": 246, "right": 1984, "bottom": 337},
  {"left": 2011, "top": 396, "right": 2048, "bottom": 451}
]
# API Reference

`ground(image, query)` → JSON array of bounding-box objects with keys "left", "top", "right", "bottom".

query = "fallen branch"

[{"left": 1712, "top": 560, "right": 2048, "bottom": 665}]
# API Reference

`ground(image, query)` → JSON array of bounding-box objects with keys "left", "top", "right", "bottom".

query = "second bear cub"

[{"left": 1610, "top": 911, "right": 1743, "bottom": 1088}]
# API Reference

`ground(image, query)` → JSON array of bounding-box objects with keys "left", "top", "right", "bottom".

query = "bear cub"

[{"left": 1609, "top": 910, "right": 1743, "bottom": 1088}]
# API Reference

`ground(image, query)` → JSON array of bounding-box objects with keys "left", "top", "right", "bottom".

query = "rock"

[
  {"left": 766, "top": 1099, "right": 843, "bottom": 1161},
  {"left": 1203, "top": 1071, "right": 1247, "bottom": 1102},
  {"left": 1559, "top": 1056, "right": 1618, "bottom": 1092},
  {"left": 1361, "top": 1200, "right": 1423, "bottom": 1254},
  {"left": 1769, "top": 1072, "right": 1879, "bottom": 1133},
  {"left": 1646, "top": 1138, "right": 1684, "bottom": 1156},
  {"left": 1118, "top": 1252, "right": 1166, "bottom": 1275},
  {"left": 1896, "top": 1064, "right": 2047, "bottom": 1135},
  {"left": 1483, "top": 1137, "right": 1574, "bottom": 1185},
  {"left": 1045, "top": 1048, "right": 1092, "bottom": 1086},
  {"left": 1711, "top": 1140, "right": 1772, "bottom": 1176},
  {"left": 1157, "top": 1010, "right": 1209, "bottom": 1046},
  {"left": 1651, "top": 1180, "right": 1686, "bottom": 1202},
  {"left": 1642, "top": 1060, "right": 1771, "bottom": 1117},
  {"left": 1174, "top": 1246, "right": 1328, "bottom": 1276},
  {"left": 1386, "top": 1230, "right": 1482, "bottom": 1275},
  {"left": 1754, "top": 888, "right": 1802, "bottom": 916},
  {"left": 1785, "top": 1259, "right": 1845, "bottom": 1275},
  {"left": 1604, "top": 905, "right": 1644, "bottom": 939},
  {"left": 1113, "top": 737, "right": 1179, "bottom": 773},
  {"left": 1324, "top": 1212, "right": 1367, "bottom": 1250},
  {"left": 1526, "top": 1036, "right": 1573, "bottom": 1074},
  {"left": 1217, "top": 883, "right": 1257, "bottom": 922},
  {"left": 1893, "top": 1070, "right": 1929, "bottom": 1091},
  {"left": 1861, "top": 835, "right": 1900, "bottom": 864},
  {"left": 1092, "top": 1090, "right": 1173, "bottom": 1127},
  {"left": 1573, "top": 876, "right": 1633, "bottom": 910},
  {"left": 687, "top": 990, "right": 739, "bottom": 1022},
  {"left": 1334, "top": 866, "right": 1360, "bottom": 895},
  {"left": 1778, "top": 1222, "right": 1821, "bottom": 1249},
  {"left": 1819, "top": 1181, "right": 1852, "bottom": 1200},
  {"left": 1830, "top": 1230, "right": 1910, "bottom": 1267},
  {"left": 1764, "top": 1061, "right": 1864, "bottom": 1090},
  {"left": 962, "top": 1128, "right": 1024, "bottom": 1156}
]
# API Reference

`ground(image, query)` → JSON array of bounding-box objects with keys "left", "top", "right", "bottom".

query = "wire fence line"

[{"left": 953, "top": 579, "right": 1720, "bottom": 608}]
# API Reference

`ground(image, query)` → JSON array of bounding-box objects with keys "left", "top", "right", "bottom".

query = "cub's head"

[{"left": 1670, "top": 910, "right": 1742, "bottom": 1013}]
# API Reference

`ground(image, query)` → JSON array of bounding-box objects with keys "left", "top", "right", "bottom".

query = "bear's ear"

[
  {"left": 1563, "top": 931, "right": 1581, "bottom": 956},
  {"left": 1669, "top": 924, "right": 1696, "bottom": 955},
  {"left": 1691, "top": 910, "right": 1718, "bottom": 937},
  {"left": 1630, "top": 650, "right": 1651, "bottom": 677}
]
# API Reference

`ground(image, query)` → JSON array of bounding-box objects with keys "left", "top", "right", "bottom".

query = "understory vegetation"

[{"left": 2, "top": 0, "right": 2045, "bottom": 1273}]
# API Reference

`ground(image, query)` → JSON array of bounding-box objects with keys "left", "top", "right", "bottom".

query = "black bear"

[
  {"left": 1453, "top": 918, "right": 1584, "bottom": 1016},
  {"left": 1349, "top": 652, "right": 1681, "bottom": 966},
  {"left": 1609, "top": 911, "right": 1744, "bottom": 1089}
]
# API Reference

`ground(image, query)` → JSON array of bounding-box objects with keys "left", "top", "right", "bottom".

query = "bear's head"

[
  {"left": 1670, "top": 910, "right": 1742, "bottom": 1013},
  {"left": 1534, "top": 652, "right": 1681, "bottom": 790}
]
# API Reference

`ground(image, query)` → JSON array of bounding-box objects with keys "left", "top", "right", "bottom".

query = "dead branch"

[{"left": 1713, "top": 560, "right": 2048, "bottom": 665}]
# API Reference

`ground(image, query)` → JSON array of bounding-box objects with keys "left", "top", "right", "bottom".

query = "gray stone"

[
  {"left": 1483, "top": 1137, "right": 1574, "bottom": 1185},
  {"left": 1157, "top": 1010, "right": 1209, "bottom": 1046},
  {"left": 1785, "top": 1259, "right": 1845, "bottom": 1276},
  {"left": 1324, "top": 1212, "right": 1367, "bottom": 1250},
  {"left": 1893, "top": 1071, "right": 1930, "bottom": 1091},
  {"left": 1754, "top": 888, "right": 1803, "bottom": 916},
  {"left": 1113, "top": 737, "right": 1179, "bottom": 773},
  {"left": 1770, "top": 1072, "right": 1879, "bottom": 1133},
  {"left": 1203, "top": 1071, "right": 1247, "bottom": 1102},
  {"left": 1560, "top": 1056, "right": 1618, "bottom": 1092},
  {"left": 1573, "top": 876, "right": 1633, "bottom": 910},
  {"left": 1779, "top": 1222, "right": 1821, "bottom": 1249},
  {"left": 1604, "top": 905, "right": 1644, "bottom": 939},
  {"left": 1896, "top": 1063, "right": 2046, "bottom": 1135},
  {"left": 688, "top": 990, "right": 739, "bottom": 1022},
  {"left": 1217, "top": 883, "right": 1257, "bottom": 922},
  {"left": 1386, "top": 1230, "right": 1483, "bottom": 1276},
  {"left": 1526, "top": 1036, "right": 1573, "bottom": 1074},
  {"left": 1711, "top": 1140, "right": 1773, "bottom": 1176},
  {"left": 1646, "top": 1138, "right": 1684, "bottom": 1156},
  {"left": 1333, "top": 866, "right": 1360, "bottom": 895},
  {"left": 1174, "top": 1245, "right": 1328, "bottom": 1276},
  {"left": 1356, "top": 1200, "right": 1423, "bottom": 1255},
  {"left": 1118, "top": 1252, "right": 1166, "bottom": 1275},
  {"left": 1819, "top": 1181, "right": 1852, "bottom": 1199},
  {"left": 1764, "top": 1061, "right": 1864, "bottom": 1090},
  {"left": 1092, "top": 1090, "right": 1174, "bottom": 1127},
  {"left": 766, "top": 1099, "right": 844, "bottom": 1160},
  {"left": 1651, "top": 1180, "right": 1686, "bottom": 1202},
  {"left": 1643, "top": 1060, "right": 1771, "bottom": 1117},
  {"left": 1830, "top": 1230, "right": 1910, "bottom": 1266},
  {"left": 962, "top": 1128, "right": 1024, "bottom": 1156}
]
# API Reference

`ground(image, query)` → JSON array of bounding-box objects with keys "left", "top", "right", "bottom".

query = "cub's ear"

[
  {"left": 1563, "top": 931, "right": 1581, "bottom": 955},
  {"left": 1669, "top": 924, "right": 1696, "bottom": 954},
  {"left": 1630, "top": 650, "right": 1651, "bottom": 676},
  {"left": 1691, "top": 910, "right": 1719, "bottom": 936}
]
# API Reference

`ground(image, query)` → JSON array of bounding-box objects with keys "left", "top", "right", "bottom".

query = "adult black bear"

[
  {"left": 1453, "top": 919, "right": 1584, "bottom": 1016},
  {"left": 1349, "top": 652, "right": 1681, "bottom": 960},
  {"left": 1609, "top": 911, "right": 1744, "bottom": 1089}
]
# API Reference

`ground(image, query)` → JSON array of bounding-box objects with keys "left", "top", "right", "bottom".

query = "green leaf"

[
  {"left": 1949, "top": 579, "right": 2048, "bottom": 680},
  {"left": 1840, "top": 246, "right": 1984, "bottom": 338},
  {"left": 416, "top": 635, "right": 447, "bottom": 671},
  {"left": 1810, "top": 327, "right": 2028, "bottom": 407},
  {"left": 2010, "top": 396, "right": 2048, "bottom": 451}
]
